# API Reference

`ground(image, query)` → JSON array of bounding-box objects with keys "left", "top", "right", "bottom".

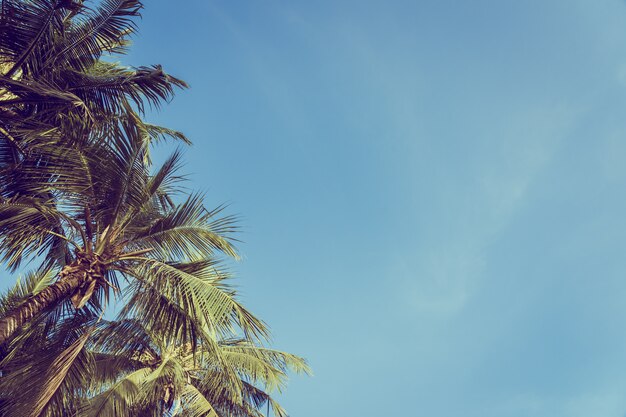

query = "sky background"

[{"left": 125, "top": 1, "right": 626, "bottom": 416}]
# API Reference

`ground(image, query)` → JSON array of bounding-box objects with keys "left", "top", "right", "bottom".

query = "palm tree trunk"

[{"left": 0, "top": 266, "right": 89, "bottom": 345}]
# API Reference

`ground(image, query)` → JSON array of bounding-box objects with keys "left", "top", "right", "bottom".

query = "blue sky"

[{"left": 127, "top": 1, "right": 626, "bottom": 416}]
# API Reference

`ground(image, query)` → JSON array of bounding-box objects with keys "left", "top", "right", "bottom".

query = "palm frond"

[
  {"left": 120, "top": 258, "right": 268, "bottom": 341},
  {"left": 178, "top": 384, "right": 219, "bottom": 417},
  {"left": 0, "top": 316, "right": 96, "bottom": 417},
  {"left": 64, "top": 62, "right": 187, "bottom": 114},
  {"left": 77, "top": 367, "right": 151, "bottom": 417},
  {"left": 219, "top": 341, "right": 311, "bottom": 391},
  {"left": 0, "top": 0, "right": 67, "bottom": 78},
  {"left": 127, "top": 194, "right": 239, "bottom": 260},
  {"left": 42, "top": 0, "right": 142, "bottom": 72},
  {"left": 0, "top": 267, "right": 57, "bottom": 318},
  {"left": 0, "top": 196, "right": 75, "bottom": 270}
]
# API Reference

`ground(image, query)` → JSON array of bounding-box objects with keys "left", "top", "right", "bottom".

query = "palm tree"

[
  {"left": 0, "top": 272, "right": 309, "bottom": 417},
  {"left": 0, "top": 0, "right": 188, "bottom": 261},
  {"left": 0, "top": 119, "right": 266, "bottom": 346},
  {"left": 0, "top": 0, "right": 242, "bottom": 345},
  {"left": 80, "top": 320, "right": 310, "bottom": 417}
]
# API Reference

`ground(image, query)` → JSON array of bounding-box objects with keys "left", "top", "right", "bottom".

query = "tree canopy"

[{"left": 0, "top": 1, "right": 308, "bottom": 416}]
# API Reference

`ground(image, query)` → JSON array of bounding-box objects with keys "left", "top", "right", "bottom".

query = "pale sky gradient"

[{"left": 126, "top": 1, "right": 626, "bottom": 416}]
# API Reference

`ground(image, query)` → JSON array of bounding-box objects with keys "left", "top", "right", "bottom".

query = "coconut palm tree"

[
  {"left": 0, "top": 272, "right": 308, "bottom": 417},
  {"left": 0, "top": 117, "right": 266, "bottom": 346},
  {"left": 79, "top": 320, "right": 310, "bottom": 417}
]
